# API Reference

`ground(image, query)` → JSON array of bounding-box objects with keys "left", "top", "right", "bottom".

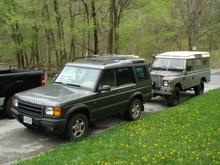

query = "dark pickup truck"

[{"left": 0, "top": 69, "right": 45, "bottom": 117}]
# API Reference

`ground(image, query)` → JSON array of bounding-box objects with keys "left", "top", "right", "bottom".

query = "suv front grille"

[
  {"left": 18, "top": 101, "right": 43, "bottom": 117},
  {"left": 151, "top": 75, "right": 162, "bottom": 88}
]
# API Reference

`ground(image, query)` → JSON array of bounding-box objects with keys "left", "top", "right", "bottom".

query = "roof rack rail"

[{"left": 71, "top": 55, "right": 99, "bottom": 62}]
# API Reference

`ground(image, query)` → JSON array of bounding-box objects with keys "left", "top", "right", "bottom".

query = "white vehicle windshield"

[
  {"left": 152, "top": 58, "right": 186, "bottom": 71},
  {"left": 54, "top": 66, "right": 101, "bottom": 90}
]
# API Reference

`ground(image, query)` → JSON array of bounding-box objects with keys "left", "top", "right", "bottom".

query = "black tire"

[
  {"left": 167, "top": 87, "right": 181, "bottom": 106},
  {"left": 125, "top": 99, "right": 143, "bottom": 121},
  {"left": 194, "top": 80, "right": 204, "bottom": 96},
  {"left": 66, "top": 113, "right": 88, "bottom": 141},
  {"left": 3, "top": 96, "right": 13, "bottom": 118}
]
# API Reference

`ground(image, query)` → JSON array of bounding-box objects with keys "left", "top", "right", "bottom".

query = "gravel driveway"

[{"left": 0, "top": 69, "right": 220, "bottom": 165}]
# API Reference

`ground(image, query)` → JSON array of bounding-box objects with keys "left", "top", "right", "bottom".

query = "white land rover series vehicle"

[{"left": 150, "top": 51, "right": 211, "bottom": 106}]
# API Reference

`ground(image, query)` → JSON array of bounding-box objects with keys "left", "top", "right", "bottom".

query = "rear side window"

[
  {"left": 116, "top": 67, "right": 134, "bottom": 86},
  {"left": 135, "top": 66, "right": 148, "bottom": 81},
  {"left": 203, "top": 58, "right": 210, "bottom": 67},
  {"left": 194, "top": 58, "right": 203, "bottom": 69}
]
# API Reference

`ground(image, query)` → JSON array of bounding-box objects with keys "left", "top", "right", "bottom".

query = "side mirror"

[{"left": 98, "top": 85, "right": 111, "bottom": 92}]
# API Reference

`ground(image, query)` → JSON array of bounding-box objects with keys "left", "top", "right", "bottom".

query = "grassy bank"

[{"left": 18, "top": 89, "right": 220, "bottom": 165}]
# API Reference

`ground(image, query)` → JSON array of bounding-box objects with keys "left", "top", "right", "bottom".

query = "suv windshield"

[
  {"left": 152, "top": 58, "right": 186, "bottom": 71},
  {"left": 54, "top": 65, "right": 101, "bottom": 90}
]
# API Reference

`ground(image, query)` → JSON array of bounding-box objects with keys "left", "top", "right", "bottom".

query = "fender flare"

[{"left": 64, "top": 104, "right": 91, "bottom": 121}]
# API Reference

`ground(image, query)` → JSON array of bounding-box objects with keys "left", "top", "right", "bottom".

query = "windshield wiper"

[
  {"left": 168, "top": 67, "right": 183, "bottom": 71},
  {"left": 54, "top": 81, "right": 64, "bottom": 85},
  {"left": 54, "top": 82, "right": 81, "bottom": 87},
  {"left": 152, "top": 66, "right": 167, "bottom": 70},
  {"left": 66, "top": 83, "right": 81, "bottom": 87}
]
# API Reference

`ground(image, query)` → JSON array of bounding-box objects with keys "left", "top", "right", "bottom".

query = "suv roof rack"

[{"left": 72, "top": 54, "right": 145, "bottom": 65}]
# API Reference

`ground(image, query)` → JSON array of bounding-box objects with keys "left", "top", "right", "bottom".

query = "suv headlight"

[
  {"left": 163, "top": 80, "right": 169, "bottom": 87},
  {"left": 12, "top": 98, "right": 18, "bottom": 108},
  {"left": 45, "top": 106, "right": 62, "bottom": 118}
]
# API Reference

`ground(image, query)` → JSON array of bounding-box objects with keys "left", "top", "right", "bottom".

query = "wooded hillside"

[{"left": 0, "top": 0, "right": 220, "bottom": 69}]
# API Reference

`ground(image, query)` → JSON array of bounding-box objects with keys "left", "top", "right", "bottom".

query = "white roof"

[{"left": 156, "top": 51, "right": 210, "bottom": 59}]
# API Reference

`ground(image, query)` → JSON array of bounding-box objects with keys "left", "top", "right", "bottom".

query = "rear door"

[{"left": 134, "top": 65, "right": 152, "bottom": 103}]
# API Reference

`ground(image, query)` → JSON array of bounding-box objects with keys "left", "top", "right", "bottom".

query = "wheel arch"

[
  {"left": 127, "top": 92, "right": 144, "bottom": 111},
  {"left": 128, "top": 92, "right": 143, "bottom": 104},
  {"left": 175, "top": 83, "right": 182, "bottom": 90},
  {"left": 201, "top": 77, "right": 206, "bottom": 83},
  {"left": 65, "top": 104, "right": 91, "bottom": 122}
]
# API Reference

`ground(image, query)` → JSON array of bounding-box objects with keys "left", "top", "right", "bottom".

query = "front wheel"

[
  {"left": 66, "top": 113, "right": 88, "bottom": 141},
  {"left": 125, "top": 99, "right": 143, "bottom": 121},
  {"left": 167, "top": 87, "right": 181, "bottom": 106},
  {"left": 3, "top": 96, "right": 13, "bottom": 118}
]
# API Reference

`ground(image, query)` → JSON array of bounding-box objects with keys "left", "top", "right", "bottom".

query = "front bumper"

[
  {"left": 11, "top": 108, "right": 67, "bottom": 133},
  {"left": 152, "top": 86, "right": 173, "bottom": 96}
]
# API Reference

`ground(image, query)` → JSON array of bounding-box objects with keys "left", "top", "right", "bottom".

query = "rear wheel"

[
  {"left": 66, "top": 113, "right": 88, "bottom": 141},
  {"left": 167, "top": 87, "right": 181, "bottom": 106},
  {"left": 3, "top": 96, "right": 13, "bottom": 118},
  {"left": 125, "top": 99, "right": 143, "bottom": 121},
  {"left": 194, "top": 80, "right": 204, "bottom": 96}
]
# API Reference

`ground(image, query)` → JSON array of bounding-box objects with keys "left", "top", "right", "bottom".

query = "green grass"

[{"left": 18, "top": 89, "right": 220, "bottom": 165}]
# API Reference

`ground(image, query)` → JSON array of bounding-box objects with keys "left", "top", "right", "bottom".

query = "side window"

[
  {"left": 99, "top": 69, "right": 116, "bottom": 87},
  {"left": 194, "top": 58, "right": 202, "bottom": 69},
  {"left": 186, "top": 59, "right": 193, "bottom": 71},
  {"left": 203, "top": 58, "right": 210, "bottom": 67},
  {"left": 116, "top": 67, "right": 134, "bottom": 86},
  {"left": 135, "top": 66, "right": 148, "bottom": 81}
]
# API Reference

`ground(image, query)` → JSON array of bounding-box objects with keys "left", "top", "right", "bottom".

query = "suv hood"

[
  {"left": 151, "top": 70, "right": 184, "bottom": 77},
  {"left": 16, "top": 84, "right": 94, "bottom": 107}
]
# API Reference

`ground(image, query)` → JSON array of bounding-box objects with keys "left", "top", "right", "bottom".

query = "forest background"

[{"left": 0, "top": 0, "right": 220, "bottom": 69}]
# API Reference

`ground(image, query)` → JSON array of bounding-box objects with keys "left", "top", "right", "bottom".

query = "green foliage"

[
  {"left": 0, "top": 0, "right": 220, "bottom": 68},
  {"left": 210, "top": 51, "right": 220, "bottom": 68},
  {"left": 18, "top": 89, "right": 220, "bottom": 165}
]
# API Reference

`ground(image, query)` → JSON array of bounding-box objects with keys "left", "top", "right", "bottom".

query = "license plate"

[{"left": 23, "top": 116, "right": 32, "bottom": 125}]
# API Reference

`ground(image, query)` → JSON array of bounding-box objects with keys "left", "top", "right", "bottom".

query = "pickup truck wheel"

[
  {"left": 66, "top": 113, "right": 88, "bottom": 141},
  {"left": 167, "top": 87, "right": 181, "bottom": 106},
  {"left": 194, "top": 81, "right": 204, "bottom": 96},
  {"left": 4, "top": 96, "right": 13, "bottom": 118},
  {"left": 125, "top": 99, "right": 142, "bottom": 121}
]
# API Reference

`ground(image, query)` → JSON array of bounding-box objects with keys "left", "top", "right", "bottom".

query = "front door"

[
  {"left": 184, "top": 59, "right": 195, "bottom": 89},
  {"left": 92, "top": 67, "right": 135, "bottom": 120}
]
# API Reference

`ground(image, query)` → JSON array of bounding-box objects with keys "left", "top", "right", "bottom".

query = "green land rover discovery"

[{"left": 11, "top": 55, "right": 152, "bottom": 140}]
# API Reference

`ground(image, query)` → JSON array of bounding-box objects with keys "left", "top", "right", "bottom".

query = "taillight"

[{"left": 41, "top": 74, "right": 46, "bottom": 86}]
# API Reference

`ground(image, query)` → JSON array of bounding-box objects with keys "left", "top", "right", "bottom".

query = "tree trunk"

[
  {"left": 91, "top": 0, "right": 99, "bottom": 54},
  {"left": 11, "top": 22, "right": 27, "bottom": 69},
  {"left": 191, "top": 0, "right": 203, "bottom": 50},
  {"left": 43, "top": 0, "right": 59, "bottom": 68},
  {"left": 69, "top": 0, "right": 76, "bottom": 60},
  {"left": 53, "top": 0, "right": 67, "bottom": 65},
  {"left": 108, "top": 0, "right": 115, "bottom": 54},
  {"left": 82, "top": 0, "right": 91, "bottom": 56},
  {"left": 31, "top": 25, "right": 39, "bottom": 67}
]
